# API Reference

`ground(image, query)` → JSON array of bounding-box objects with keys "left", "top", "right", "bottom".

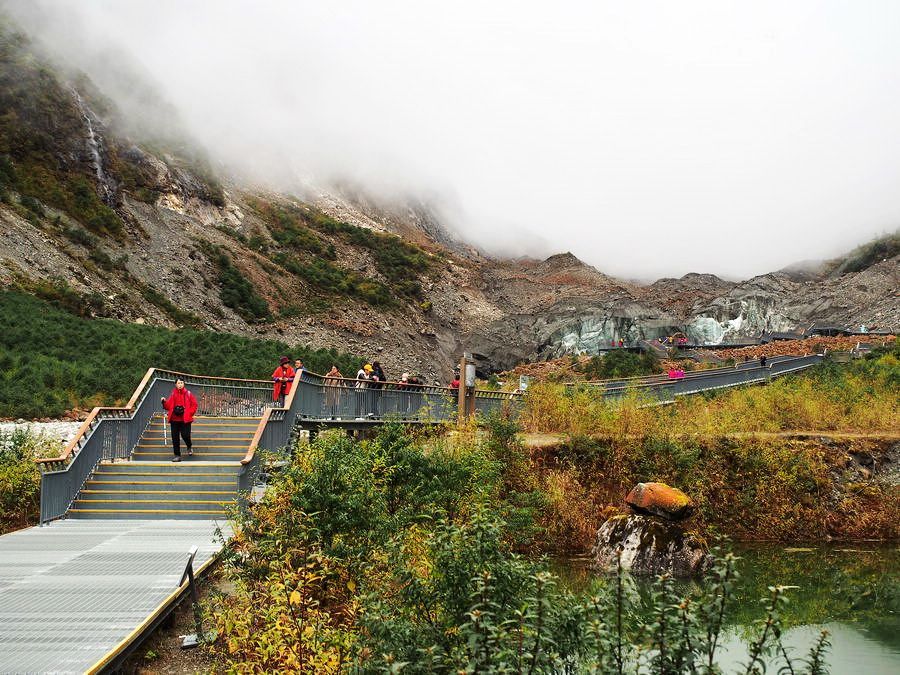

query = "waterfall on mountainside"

[{"left": 71, "top": 89, "right": 116, "bottom": 205}]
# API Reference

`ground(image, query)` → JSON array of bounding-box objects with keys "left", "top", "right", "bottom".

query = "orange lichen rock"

[{"left": 625, "top": 482, "right": 695, "bottom": 521}]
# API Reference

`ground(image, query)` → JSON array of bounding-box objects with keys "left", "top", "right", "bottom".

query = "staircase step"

[
  {"left": 97, "top": 463, "right": 240, "bottom": 474},
  {"left": 74, "top": 499, "right": 231, "bottom": 511},
  {"left": 85, "top": 480, "right": 236, "bottom": 491},
  {"left": 68, "top": 509, "right": 228, "bottom": 520},
  {"left": 148, "top": 419, "right": 260, "bottom": 427},
  {"left": 131, "top": 454, "right": 246, "bottom": 463},
  {"left": 141, "top": 432, "right": 255, "bottom": 439},
  {"left": 82, "top": 489, "right": 234, "bottom": 498}
]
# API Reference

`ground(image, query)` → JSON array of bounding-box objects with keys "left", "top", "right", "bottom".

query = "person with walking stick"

[{"left": 161, "top": 378, "right": 198, "bottom": 462}]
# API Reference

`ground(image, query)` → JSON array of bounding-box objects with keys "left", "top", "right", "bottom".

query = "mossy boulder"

[
  {"left": 626, "top": 482, "right": 694, "bottom": 521},
  {"left": 593, "top": 514, "right": 710, "bottom": 577}
]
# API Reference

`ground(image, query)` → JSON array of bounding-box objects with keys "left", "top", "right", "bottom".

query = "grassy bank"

[
  {"left": 522, "top": 346, "right": 899, "bottom": 437},
  {"left": 206, "top": 423, "right": 832, "bottom": 673},
  {"left": 0, "top": 290, "right": 362, "bottom": 418},
  {"left": 520, "top": 346, "right": 900, "bottom": 549}
]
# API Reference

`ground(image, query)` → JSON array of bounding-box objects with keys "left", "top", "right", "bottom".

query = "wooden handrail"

[
  {"left": 151, "top": 368, "right": 272, "bottom": 385},
  {"left": 125, "top": 367, "right": 157, "bottom": 408},
  {"left": 35, "top": 368, "right": 159, "bottom": 466},
  {"left": 241, "top": 406, "right": 273, "bottom": 466}
]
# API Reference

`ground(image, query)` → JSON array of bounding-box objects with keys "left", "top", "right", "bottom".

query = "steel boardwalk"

[{"left": 0, "top": 518, "right": 230, "bottom": 674}]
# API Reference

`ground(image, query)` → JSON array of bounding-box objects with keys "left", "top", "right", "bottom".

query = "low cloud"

[{"left": 5, "top": 1, "right": 900, "bottom": 279}]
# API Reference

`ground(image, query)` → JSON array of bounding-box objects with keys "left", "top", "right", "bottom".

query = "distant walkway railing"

[
  {"left": 570, "top": 354, "right": 824, "bottom": 403},
  {"left": 36, "top": 367, "right": 523, "bottom": 523}
]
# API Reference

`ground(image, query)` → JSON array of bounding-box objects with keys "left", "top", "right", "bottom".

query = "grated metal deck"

[{"left": 0, "top": 519, "right": 230, "bottom": 674}]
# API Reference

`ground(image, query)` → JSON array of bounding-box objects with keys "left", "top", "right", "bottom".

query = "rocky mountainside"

[{"left": 0, "top": 23, "right": 897, "bottom": 380}]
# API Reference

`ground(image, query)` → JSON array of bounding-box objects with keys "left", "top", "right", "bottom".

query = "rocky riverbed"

[{"left": 0, "top": 420, "right": 80, "bottom": 447}]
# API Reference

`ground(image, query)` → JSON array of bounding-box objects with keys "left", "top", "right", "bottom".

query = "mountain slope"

[{"left": 0, "top": 21, "right": 896, "bottom": 380}]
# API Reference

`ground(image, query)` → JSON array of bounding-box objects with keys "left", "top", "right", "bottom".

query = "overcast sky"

[{"left": 6, "top": 1, "right": 900, "bottom": 279}]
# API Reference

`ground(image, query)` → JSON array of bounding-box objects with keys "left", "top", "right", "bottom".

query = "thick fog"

[{"left": 5, "top": 1, "right": 900, "bottom": 280}]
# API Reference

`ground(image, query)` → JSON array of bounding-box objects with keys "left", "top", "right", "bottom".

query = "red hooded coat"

[
  {"left": 163, "top": 387, "right": 198, "bottom": 423},
  {"left": 272, "top": 364, "right": 295, "bottom": 402}
]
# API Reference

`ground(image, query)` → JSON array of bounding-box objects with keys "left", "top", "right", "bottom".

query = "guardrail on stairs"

[{"left": 35, "top": 369, "right": 273, "bottom": 524}]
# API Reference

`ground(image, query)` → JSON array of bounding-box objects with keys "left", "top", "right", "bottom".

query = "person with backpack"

[
  {"left": 272, "top": 356, "right": 295, "bottom": 407},
  {"left": 161, "top": 378, "right": 198, "bottom": 462},
  {"left": 370, "top": 361, "right": 386, "bottom": 415}
]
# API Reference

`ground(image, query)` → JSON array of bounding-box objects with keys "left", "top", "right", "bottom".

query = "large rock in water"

[
  {"left": 626, "top": 482, "right": 694, "bottom": 521},
  {"left": 593, "top": 514, "right": 710, "bottom": 577}
]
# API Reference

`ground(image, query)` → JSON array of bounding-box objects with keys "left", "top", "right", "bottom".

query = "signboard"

[
  {"left": 465, "top": 364, "right": 477, "bottom": 388},
  {"left": 519, "top": 375, "right": 531, "bottom": 391}
]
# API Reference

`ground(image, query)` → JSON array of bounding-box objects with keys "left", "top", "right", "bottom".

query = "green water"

[{"left": 555, "top": 545, "right": 899, "bottom": 674}]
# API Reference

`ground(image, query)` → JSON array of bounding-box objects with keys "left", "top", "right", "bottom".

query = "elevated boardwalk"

[
  {"left": 0, "top": 519, "right": 228, "bottom": 674},
  {"left": 3, "top": 356, "right": 828, "bottom": 672}
]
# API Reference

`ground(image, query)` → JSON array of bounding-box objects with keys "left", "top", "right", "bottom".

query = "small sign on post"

[{"left": 518, "top": 375, "right": 531, "bottom": 392}]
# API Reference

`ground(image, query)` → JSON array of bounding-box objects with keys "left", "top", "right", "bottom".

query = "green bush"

[
  {"left": 248, "top": 198, "right": 434, "bottom": 306},
  {"left": 579, "top": 349, "right": 661, "bottom": 379},
  {"left": 210, "top": 426, "right": 832, "bottom": 673},
  {"left": 200, "top": 242, "right": 270, "bottom": 322},
  {"left": 131, "top": 277, "right": 201, "bottom": 327},
  {"left": 0, "top": 428, "right": 58, "bottom": 533},
  {"left": 0, "top": 290, "right": 362, "bottom": 417}
]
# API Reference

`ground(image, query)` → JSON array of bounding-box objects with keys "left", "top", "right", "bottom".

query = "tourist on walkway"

[
  {"left": 161, "top": 378, "right": 198, "bottom": 462},
  {"left": 355, "top": 363, "right": 372, "bottom": 418},
  {"left": 294, "top": 358, "right": 305, "bottom": 382},
  {"left": 324, "top": 365, "right": 344, "bottom": 419},
  {"left": 760, "top": 355, "right": 767, "bottom": 368},
  {"left": 272, "top": 356, "right": 295, "bottom": 407},
  {"left": 370, "top": 362, "right": 386, "bottom": 415}
]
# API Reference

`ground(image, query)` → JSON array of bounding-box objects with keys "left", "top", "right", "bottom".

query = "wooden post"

[{"left": 457, "top": 354, "right": 467, "bottom": 427}]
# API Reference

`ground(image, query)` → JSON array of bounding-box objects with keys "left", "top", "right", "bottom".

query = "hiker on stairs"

[{"left": 161, "top": 378, "right": 198, "bottom": 462}]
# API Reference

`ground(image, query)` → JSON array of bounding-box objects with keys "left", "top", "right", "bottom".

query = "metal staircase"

[{"left": 68, "top": 415, "right": 258, "bottom": 519}]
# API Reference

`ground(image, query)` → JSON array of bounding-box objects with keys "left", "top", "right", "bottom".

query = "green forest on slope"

[{"left": 0, "top": 290, "right": 362, "bottom": 418}]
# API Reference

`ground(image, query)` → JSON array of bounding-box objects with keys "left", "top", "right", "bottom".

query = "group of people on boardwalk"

[
  {"left": 158, "top": 357, "right": 453, "bottom": 460},
  {"left": 271, "top": 356, "right": 436, "bottom": 420}
]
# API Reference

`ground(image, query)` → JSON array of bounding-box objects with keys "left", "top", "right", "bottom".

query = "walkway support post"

[
  {"left": 457, "top": 354, "right": 468, "bottom": 427},
  {"left": 457, "top": 353, "right": 477, "bottom": 426},
  {"left": 180, "top": 545, "right": 209, "bottom": 649}
]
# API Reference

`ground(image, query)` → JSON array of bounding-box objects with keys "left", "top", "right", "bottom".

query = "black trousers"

[{"left": 170, "top": 421, "right": 192, "bottom": 456}]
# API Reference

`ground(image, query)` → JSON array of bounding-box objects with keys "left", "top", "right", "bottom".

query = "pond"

[{"left": 554, "top": 544, "right": 899, "bottom": 674}]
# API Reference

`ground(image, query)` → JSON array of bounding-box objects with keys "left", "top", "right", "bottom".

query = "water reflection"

[{"left": 553, "top": 545, "right": 899, "bottom": 673}]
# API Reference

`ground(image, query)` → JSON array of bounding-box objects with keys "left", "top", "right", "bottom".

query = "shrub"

[
  {"left": 0, "top": 428, "right": 58, "bottom": 533},
  {"left": 579, "top": 349, "right": 660, "bottom": 379},
  {"left": 131, "top": 277, "right": 202, "bottom": 327},
  {"left": 19, "top": 193, "right": 44, "bottom": 216},
  {"left": 199, "top": 242, "right": 270, "bottom": 322},
  {"left": 63, "top": 226, "right": 97, "bottom": 247},
  {"left": 209, "top": 426, "right": 832, "bottom": 673}
]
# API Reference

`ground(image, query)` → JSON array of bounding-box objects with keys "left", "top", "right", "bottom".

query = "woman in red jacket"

[
  {"left": 161, "top": 378, "right": 199, "bottom": 462},
  {"left": 272, "top": 356, "right": 295, "bottom": 407}
]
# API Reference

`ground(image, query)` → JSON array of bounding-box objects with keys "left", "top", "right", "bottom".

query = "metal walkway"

[{"left": 0, "top": 519, "right": 229, "bottom": 674}]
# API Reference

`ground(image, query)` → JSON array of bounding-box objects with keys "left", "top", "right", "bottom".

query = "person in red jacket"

[
  {"left": 161, "top": 378, "right": 198, "bottom": 462},
  {"left": 272, "top": 356, "right": 295, "bottom": 407}
]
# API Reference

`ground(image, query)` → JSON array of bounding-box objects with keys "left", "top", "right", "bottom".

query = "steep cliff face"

[{"left": 0, "top": 24, "right": 896, "bottom": 379}]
